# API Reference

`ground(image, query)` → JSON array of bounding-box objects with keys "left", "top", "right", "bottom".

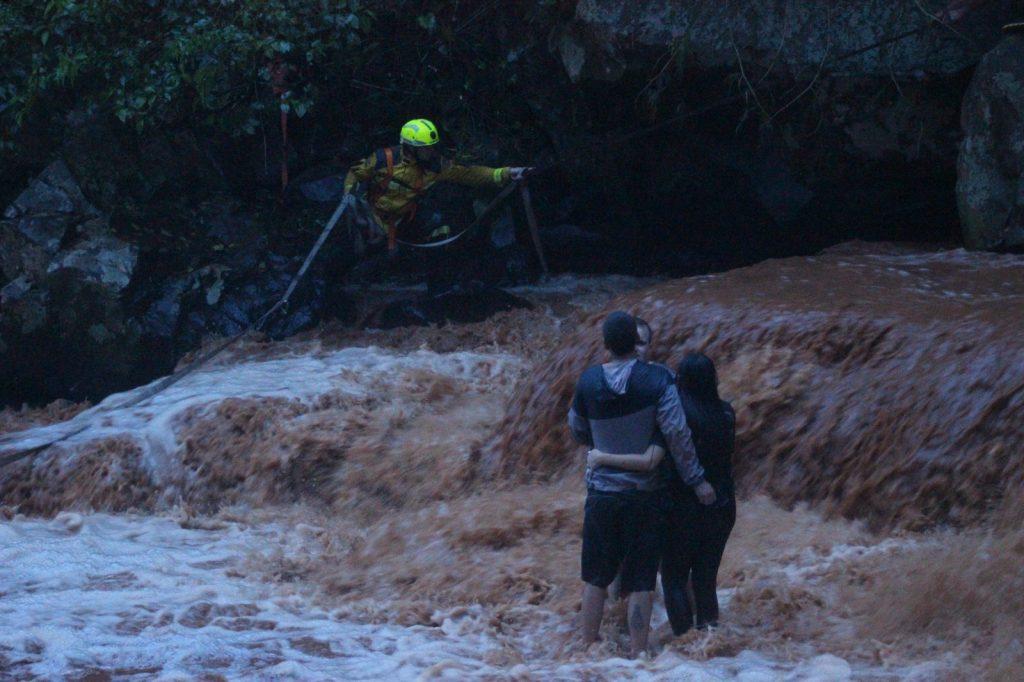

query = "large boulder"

[
  {"left": 128, "top": 197, "right": 336, "bottom": 360},
  {"left": 957, "top": 33, "right": 1024, "bottom": 250},
  {"left": 0, "top": 160, "right": 100, "bottom": 282},
  {"left": 0, "top": 161, "right": 142, "bottom": 404},
  {"left": 0, "top": 163, "right": 348, "bottom": 407}
]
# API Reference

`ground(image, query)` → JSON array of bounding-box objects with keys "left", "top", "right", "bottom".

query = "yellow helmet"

[{"left": 400, "top": 118, "right": 439, "bottom": 147}]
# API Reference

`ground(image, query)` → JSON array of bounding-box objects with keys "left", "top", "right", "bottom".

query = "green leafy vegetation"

[
  {"left": 0, "top": 0, "right": 372, "bottom": 139},
  {"left": 0, "top": 1, "right": 557, "bottom": 220}
]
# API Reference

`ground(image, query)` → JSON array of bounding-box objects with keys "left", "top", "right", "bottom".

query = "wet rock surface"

[
  {"left": 0, "top": 161, "right": 143, "bottom": 403},
  {"left": 566, "top": 1, "right": 1004, "bottom": 77},
  {"left": 369, "top": 284, "right": 532, "bottom": 329},
  {"left": 1, "top": 160, "right": 103, "bottom": 281},
  {"left": 957, "top": 33, "right": 1024, "bottom": 250},
  {"left": 0, "top": 165, "right": 336, "bottom": 406}
]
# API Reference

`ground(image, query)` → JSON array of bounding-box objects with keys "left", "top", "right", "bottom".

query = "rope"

[
  {"left": 256, "top": 195, "right": 351, "bottom": 328},
  {"left": 394, "top": 179, "right": 520, "bottom": 249},
  {"left": 0, "top": 194, "right": 354, "bottom": 471},
  {"left": 395, "top": 230, "right": 470, "bottom": 249}
]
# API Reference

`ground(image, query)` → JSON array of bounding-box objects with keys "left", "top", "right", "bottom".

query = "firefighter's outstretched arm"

[{"left": 440, "top": 164, "right": 535, "bottom": 187}]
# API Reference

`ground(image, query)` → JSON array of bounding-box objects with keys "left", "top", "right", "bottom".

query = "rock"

[
  {"left": 957, "top": 35, "right": 1024, "bottom": 250},
  {"left": 3, "top": 159, "right": 99, "bottom": 224},
  {"left": 371, "top": 283, "right": 531, "bottom": 329},
  {"left": 0, "top": 160, "right": 103, "bottom": 282},
  {"left": 298, "top": 174, "right": 345, "bottom": 203},
  {"left": 127, "top": 193, "right": 334, "bottom": 358},
  {"left": 487, "top": 204, "right": 517, "bottom": 249},
  {"left": 46, "top": 234, "right": 138, "bottom": 291},
  {"left": 0, "top": 161, "right": 145, "bottom": 405},
  {"left": 143, "top": 252, "right": 330, "bottom": 356},
  {"left": 3, "top": 287, "right": 49, "bottom": 336},
  {"left": 140, "top": 278, "right": 191, "bottom": 340},
  {"left": 557, "top": 29, "right": 625, "bottom": 83},
  {"left": 542, "top": 1, "right": 1014, "bottom": 258},
  {"left": 0, "top": 227, "right": 50, "bottom": 283},
  {"left": 566, "top": 1, "right": 1009, "bottom": 80},
  {"left": 0, "top": 276, "right": 32, "bottom": 305},
  {"left": 558, "top": 33, "right": 587, "bottom": 84}
]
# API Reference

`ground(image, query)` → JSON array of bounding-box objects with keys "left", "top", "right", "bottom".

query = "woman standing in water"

[
  {"left": 667, "top": 353, "right": 736, "bottom": 630},
  {"left": 588, "top": 349, "right": 736, "bottom": 633}
]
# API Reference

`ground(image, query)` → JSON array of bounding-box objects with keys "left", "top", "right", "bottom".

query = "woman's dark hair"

[
  {"left": 676, "top": 353, "right": 734, "bottom": 488},
  {"left": 677, "top": 353, "right": 720, "bottom": 402}
]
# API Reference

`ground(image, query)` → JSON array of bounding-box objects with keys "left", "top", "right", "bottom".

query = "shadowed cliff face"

[
  {"left": 958, "top": 34, "right": 1024, "bottom": 250},
  {"left": 537, "top": 1, "right": 1015, "bottom": 259},
  {"left": 491, "top": 242, "right": 1024, "bottom": 530},
  {"left": 565, "top": 1, "right": 1003, "bottom": 78}
]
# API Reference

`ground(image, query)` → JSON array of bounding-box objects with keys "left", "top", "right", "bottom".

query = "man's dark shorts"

[{"left": 581, "top": 489, "right": 667, "bottom": 593}]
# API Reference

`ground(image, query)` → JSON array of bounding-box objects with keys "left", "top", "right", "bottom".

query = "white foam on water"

[
  {"left": 778, "top": 538, "right": 918, "bottom": 583},
  {"left": 1, "top": 513, "right": 950, "bottom": 680},
  {"left": 1, "top": 346, "right": 523, "bottom": 485},
  {"left": 0, "top": 513, "right": 502, "bottom": 679}
]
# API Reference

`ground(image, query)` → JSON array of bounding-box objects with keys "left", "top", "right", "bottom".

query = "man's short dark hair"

[{"left": 603, "top": 311, "right": 638, "bottom": 356}]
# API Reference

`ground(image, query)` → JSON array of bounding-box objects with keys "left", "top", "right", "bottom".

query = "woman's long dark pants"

[{"left": 661, "top": 496, "right": 737, "bottom": 634}]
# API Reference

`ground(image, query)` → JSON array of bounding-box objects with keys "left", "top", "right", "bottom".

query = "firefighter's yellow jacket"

[{"left": 343, "top": 146, "right": 511, "bottom": 236}]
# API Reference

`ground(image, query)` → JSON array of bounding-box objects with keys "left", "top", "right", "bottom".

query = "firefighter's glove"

[{"left": 508, "top": 167, "right": 535, "bottom": 182}]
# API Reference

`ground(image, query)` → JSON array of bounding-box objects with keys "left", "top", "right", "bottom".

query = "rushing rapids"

[
  {"left": 494, "top": 242, "right": 1024, "bottom": 530},
  {"left": 2, "top": 253, "right": 1023, "bottom": 679}
]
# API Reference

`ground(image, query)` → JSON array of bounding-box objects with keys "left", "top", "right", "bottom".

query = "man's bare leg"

[
  {"left": 581, "top": 583, "right": 607, "bottom": 645},
  {"left": 627, "top": 590, "right": 654, "bottom": 657}
]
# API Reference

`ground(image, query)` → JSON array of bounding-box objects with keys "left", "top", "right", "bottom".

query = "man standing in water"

[{"left": 568, "top": 311, "right": 715, "bottom": 656}]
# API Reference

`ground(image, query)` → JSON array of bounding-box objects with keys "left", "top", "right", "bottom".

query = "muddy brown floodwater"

[
  {"left": 493, "top": 242, "right": 1024, "bottom": 530},
  {"left": 1, "top": 250, "right": 1022, "bottom": 679}
]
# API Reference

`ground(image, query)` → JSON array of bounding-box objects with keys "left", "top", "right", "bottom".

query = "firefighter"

[{"left": 343, "top": 118, "right": 532, "bottom": 252}]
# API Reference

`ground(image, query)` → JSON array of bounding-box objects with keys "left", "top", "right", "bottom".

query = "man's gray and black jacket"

[{"left": 568, "top": 358, "right": 705, "bottom": 493}]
